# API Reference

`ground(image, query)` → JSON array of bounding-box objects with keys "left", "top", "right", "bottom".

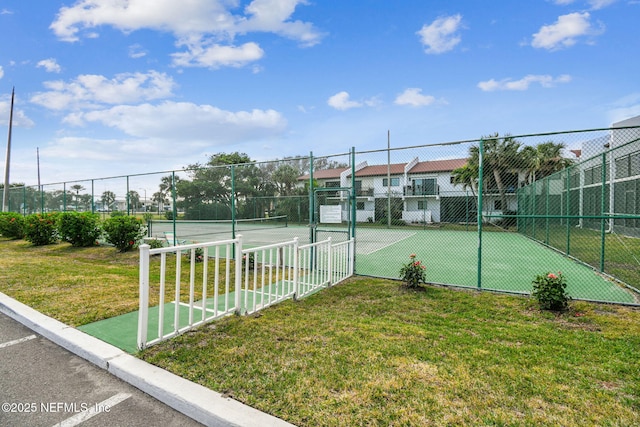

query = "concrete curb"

[{"left": 0, "top": 292, "right": 296, "bottom": 427}]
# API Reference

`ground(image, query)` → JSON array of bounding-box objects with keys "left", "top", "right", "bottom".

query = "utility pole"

[{"left": 2, "top": 87, "right": 15, "bottom": 212}]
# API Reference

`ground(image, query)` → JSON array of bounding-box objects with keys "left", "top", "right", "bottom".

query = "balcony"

[
  {"left": 404, "top": 185, "right": 439, "bottom": 197},
  {"left": 355, "top": 188, "right": 374, "bottom": 197}
]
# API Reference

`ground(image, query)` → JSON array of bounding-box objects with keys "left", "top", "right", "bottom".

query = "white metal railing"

[
  {"left": 138, "top": 235, "right": 354, "bottom": 350},
  {"left": 137, "top": 237, "right": 241, "bottom": 350}
]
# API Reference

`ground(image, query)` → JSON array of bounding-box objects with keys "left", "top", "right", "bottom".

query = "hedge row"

[{"left": 0, "top": 212, "right": 146, "bottom": 252}]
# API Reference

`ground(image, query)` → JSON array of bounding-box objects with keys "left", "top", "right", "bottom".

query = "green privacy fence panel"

[{"left": 3, "top": 126, "right": 640, "bottom": 304}]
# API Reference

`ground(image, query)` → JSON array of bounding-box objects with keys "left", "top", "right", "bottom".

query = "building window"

[
  {"left": 417, "top": 200, "right": 427, "bottom": 210},
  {"left": 356, "top": 201, "right": 365, "bottom": 210},
  {"left": 450, "top": 176, "right": 455, "bottom": 184},
  {"left": 411, "top": 178, "right": 437, "bottom": 196},
  {"left": 383, "top": 177, "right": 400, "bottom": 187}
]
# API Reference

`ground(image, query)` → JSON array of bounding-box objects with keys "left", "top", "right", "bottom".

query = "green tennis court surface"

[
  {"left": 79, "top": 282, "right": 321, "bottom": 354},
  {"left": 355, "top": 229, "right": 638, "bottom": 304}
]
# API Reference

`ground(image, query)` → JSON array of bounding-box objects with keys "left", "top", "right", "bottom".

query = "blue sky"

[{"left": 1, "top": 0, "right": 639, "bottom": 187}]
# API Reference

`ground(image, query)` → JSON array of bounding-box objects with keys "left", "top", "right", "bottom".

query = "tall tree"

[
  {"left": 451, "top": 163, "right": 478, "bottom": 197},
  {"left": 469, "top": 133, "right": 523, "bottom": 212},
  {"left": 522, "top": 141, "right": 573, "bottom": 183},
  {"left": 101, "top": 191, "right": 116, "bottom": 211}
]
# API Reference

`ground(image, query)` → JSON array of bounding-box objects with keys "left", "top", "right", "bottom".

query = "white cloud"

[
  {"left": 0, "top": 65, "right": 3, "bottom": 79},
  {"left": 50, "top": 0, "right": 323, "bottom": 68},
  {"left": 327, "top": 91, "right": 362, "bottom": 110},
  {"left": 0, "top": 9, "right": 13, "bottom": 15},
  {"left": 417, "top": 14, "right": 463, "bottom": 54},
  {"left": 128, "top": 44, "right": 147, "bottom": 59},
  {"left": 588, "top": 0, "right": 616, "bottom": 9},
  {"left": 0, "top": 97, "right": 35, "bottom": 128},
  {"left": 394, "top": 88, "right": 436, "bottom": 107},
  {"left": 327, "top": 91, "right": 379, "bottom": 111},
  {"left": 30, "top": 71, "right": 176, "bottom": 110},
  {"left": 64, "top": 101, "right": 287, "bottom": 142},
  {"left": 607, "top": 93, "right": 640, "bottom": 124},
  {"left": 478, "top": 74, "right": 572, "bottom": 91},
  {"left": 172, "top": 41, "right": 265, "bottom": 69},
  {"left": 531, "top": 12, "right": 603, "bottom": 50},
  {"left": 37, "top": 58, "right": 62, "bottom": 73},
  {"left": 550, "top": 0, "right": 616, "bottom": 8}
]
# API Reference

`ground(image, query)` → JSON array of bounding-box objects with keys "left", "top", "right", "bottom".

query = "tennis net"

[{"left": 148, "top": 215, "right": 288, "bottom": 241}]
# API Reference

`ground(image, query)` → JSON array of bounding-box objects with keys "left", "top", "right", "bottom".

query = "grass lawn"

[{"left": 1, "top": 238, "right": 640, "bottom": 425}]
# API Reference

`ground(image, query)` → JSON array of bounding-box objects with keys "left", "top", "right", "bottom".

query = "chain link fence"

[{"left": 3, "top": 126, "right": 639, "bottom": 304}]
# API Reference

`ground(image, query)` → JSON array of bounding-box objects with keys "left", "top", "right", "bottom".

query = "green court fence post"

[
  {"left": 63, "top": 182, "right": 67, "bottom": 212},
  {"left": 126, "top": 176, "right": 130, "bottom": 215},
  {"left": 308, "top": 152, "right": 314, "bottom": 245},
  {"left": 171, "top": 171, "right": 177, "bottom": 246},
  {"left": 231, "top": 165, "right": 236, "bottom": 240},
  {"left": 532, "top": 180, "right": 537, "bottom": 240},
  {"left": 351, "top": 147, "right": 356, "bottom": 240},
  {"left": 565, "top": 168, "right": 570, "bottom": 256},
  {"left": 545, "top": 176, "right": 550, "bottom": 245},
  {"left": 600, "top": 151, "right": 606, "bottom": 272},
  {"left": 91, "top": 180, "right": 95, "bottom": 214},
  {"left": 477, "top": 139, "right": 484, "bottom": 290}
]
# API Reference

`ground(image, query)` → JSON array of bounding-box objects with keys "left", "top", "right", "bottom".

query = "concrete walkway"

[{"left": 0, "top": 292, "right": 296, "bottom": 427}]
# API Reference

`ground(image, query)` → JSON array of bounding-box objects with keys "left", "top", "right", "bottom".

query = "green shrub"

[
  {"left": 24, "top": 213, "right": 59, "bottom": 246},
  {"left": 102, "top": 216, "right": 147, "bottom": 252},
  {"left": 147, "top": 238, "right": 165, "bottom": 249},
  {"left": 57, "top": 212, "right": 102, "bottom": 247},
  {"left": 142, "top": 212, "right": 153, "bottom": 224},
  {"left": 0, "top": 212, "right": 25, "bottom": 239},
  {"left": 110, "top": 210, "right": 125, "bottom": 218},
  {"left": 164, "top": 210, "right": 175, "bottom": 220},
  {"left": 532, "top": 272, "right": 570, "bottom": 311},
  {"left": 399, "top": 254, "right": 426, "bottom": 289},
  {"left": 378, "top": 217, "right": 406, "bottom": 226}
]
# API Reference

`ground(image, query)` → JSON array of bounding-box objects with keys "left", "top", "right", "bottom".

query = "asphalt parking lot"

[{"left": 0, "top": 312, "right": 205, "bottom": 427}]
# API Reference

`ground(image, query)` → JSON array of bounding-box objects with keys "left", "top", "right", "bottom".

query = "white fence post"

[
  {"left": 235, "top": 235, "right": 243, "bottom": 315},
  {"left": 327, "top": 237, "right": 332, "bottom": 287},
  {"left": 137, "top": 244, "right": 150, "bottom": 350},
  {"left": 293, "top": 237, "right": 299, "bottom": 300}
]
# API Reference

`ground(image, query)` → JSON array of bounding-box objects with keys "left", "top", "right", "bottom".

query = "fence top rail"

[
  {"left": 145, "top": 238, "right": 239, "bottom": 255},
  {"left": 298, "top": 237, "right": 334, "bottom": 251},
  {"left": 241, "top": 238, "right": 299, "bottom": 254}
]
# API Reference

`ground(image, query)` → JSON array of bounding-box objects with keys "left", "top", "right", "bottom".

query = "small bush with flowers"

[
  {"left": 399, "top": 254, "right": 427, "bottom": 289},
  {"left": 23, "top": 213, "right": 59, "bottom": 246},
  {"left": 102, "top": 216, "right": 147, "bottom": 252},
  {"left": 57, "top": 212, "right": 102, "bottom": 247},
  {"left": 0, "top": 212, "right": 25, "bottom": 239},
  {"left": 532, "top": 271, "right": 570, "bottom": 311}
]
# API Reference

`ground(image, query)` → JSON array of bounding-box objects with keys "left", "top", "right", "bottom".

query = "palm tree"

[
  {"left": 469, "top": 133, "right": 524, "bottom": 213},
  {"left": 451, "top": 163, "right": 478, "bottom": 197},
  {"left": 522, "top": 141, "right": 573, "bottom": 183},
  {"left": 152, "top": 191, "right": 166, "bottom": 214},
  {"left": 127, "top": 190, "right": 140, "bottom": 212},
  {"left": 101, "top": 191, "right": 116, "bottom": 211},
  {"left": 70, "top": 184, "right": 85, "bottom": 211}
]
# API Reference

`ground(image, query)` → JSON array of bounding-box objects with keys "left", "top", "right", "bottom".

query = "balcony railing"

[{"left": 404, "top": 186, "right": 439, "bottom": 196}]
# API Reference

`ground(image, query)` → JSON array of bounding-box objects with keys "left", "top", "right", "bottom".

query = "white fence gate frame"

[{"left": 138, "top": 235, "right": 354, "bottom": 350}]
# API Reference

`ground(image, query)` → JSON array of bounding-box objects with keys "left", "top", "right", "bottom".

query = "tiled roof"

[
  {"left": 354, "top": 163, "right": 406, "bottom": 177},
  {"left": 298, "top": 167, "right": 348, "bottom": 181},
  {"left": 408, "top": 158, "right": 467, "bottom": 173},
  {"left": 297, "top": 158, "right": 468, "bottom": 180}
]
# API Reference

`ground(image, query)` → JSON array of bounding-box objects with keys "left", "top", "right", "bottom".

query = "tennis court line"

[{"left": 359, "top": 232, "right": 417, "bottom": 256}]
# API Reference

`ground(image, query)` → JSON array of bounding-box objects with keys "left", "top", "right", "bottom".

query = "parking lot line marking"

[
  {"left": 0, "top": 334, "right": 36, "bottom": 349},
  {"left": 52, "top": 392, "right": 132, "bottom": 427}
]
